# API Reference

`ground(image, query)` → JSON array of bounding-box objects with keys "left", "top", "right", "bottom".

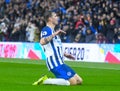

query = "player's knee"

[
  {"left": 74, "top": 74, "right": 83, "bottom": 85},
  {"left": 69, "top": 80, "right": 77, "bottom": 85},
  {"left": 77, "top": 78, "right": 83, "bottom": 85},
  {"left": 69, "top": 78, "right": 77, "bottom": 85},
  {"left": 69, "top": 75, "right": 83, "bottom": 85}
]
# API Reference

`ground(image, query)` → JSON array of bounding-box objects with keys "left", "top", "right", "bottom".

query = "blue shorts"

[{"left": 51, "top": 64, "right": 76, "bottom": 80}]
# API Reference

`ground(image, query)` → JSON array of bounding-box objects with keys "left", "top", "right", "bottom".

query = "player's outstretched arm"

[
  {"left": 64, "top": 53, "right": 75, "bottom": 60},
  {"left": 40, "top": 30, "right": 66, "bottom": 45}
]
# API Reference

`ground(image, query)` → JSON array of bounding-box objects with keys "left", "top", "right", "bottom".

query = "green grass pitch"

[{"left": 0, "top": 58, "right": 120, "bottom": 91}]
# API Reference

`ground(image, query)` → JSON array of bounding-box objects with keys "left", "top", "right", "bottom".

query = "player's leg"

[
  {"left": 32, "top": 75, "right": 70, "bottom": 86},
  {"left": 74, "top": 74, "right": 83, "bottom": 85},
  {"left": 68, "top": 76, "right": 77, "bottom": 85},
  {"left": 43, "top": 78, "right": 70, "bottom": 85},
  {"left": 61, "top": 64, "right": 83, "bottom": 85},
  {"left": 32, "top": 64, "right": 83, "bottom": 86},
  {"left": 40, "top": 64, "right": 75, "bottom": 86},
  {"left": 51, "top": 64, "right": 83, "bottom": 85},
  {"left": 68, "top": 74, "right": 83, "bottom": 85},
  {"left": 32, "top": 63, "right": 71, "bottom": 86}
]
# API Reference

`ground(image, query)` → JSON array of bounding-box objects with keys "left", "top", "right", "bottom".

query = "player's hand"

[
  {"left": 55, "top": 29, "right": 66, "bottom": 35},
  {"left": 64, "top": 53, "right": 75, "bottom": 60}
]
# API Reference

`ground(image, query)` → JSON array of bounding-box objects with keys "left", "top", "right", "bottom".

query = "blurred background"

[{"left": 0, "top": 0, "right": 120, "bottom": 43}]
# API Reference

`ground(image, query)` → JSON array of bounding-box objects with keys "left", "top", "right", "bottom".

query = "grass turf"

[{"left": 0, "top": 58, "right": 120, "bottom": 91}]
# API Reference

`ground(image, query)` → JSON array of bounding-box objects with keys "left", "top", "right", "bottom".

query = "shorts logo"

[{"left": 67, "top": 72, "right": 72, "bottom": 76}]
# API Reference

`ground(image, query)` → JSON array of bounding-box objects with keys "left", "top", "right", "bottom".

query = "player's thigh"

[{"left": 51, "top": 64, "right": 76, "bottom": 80}]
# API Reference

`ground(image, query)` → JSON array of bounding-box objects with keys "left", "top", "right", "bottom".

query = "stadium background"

[{"left": 0, "top": 0, "right": 120, "bottom": 91}]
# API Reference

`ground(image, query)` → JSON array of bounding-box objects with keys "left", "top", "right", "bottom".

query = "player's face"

[{"left": 51, "top": 13, "right": 59, "bottom": 25}]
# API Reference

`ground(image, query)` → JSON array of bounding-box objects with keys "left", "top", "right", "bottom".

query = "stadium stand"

[{"left": 0, "top": 0, "right": 120, "bottom": 43}]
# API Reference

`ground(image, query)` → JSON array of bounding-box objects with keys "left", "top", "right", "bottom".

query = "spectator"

[
  {"left": 0, "top": 22, "right": 8, "bottom": 41},
  {"left": 73, "top": 33, "right": 85, "bottom": 43},
  {"left": 19, "top": 24, "right": 26, "bottom": 42},
  {"left": 34, "top": 24, "right": 40, "bottom": 42},
  {"left": 106, "top": 19, "right": 116, "bottom": 43},
  {"left": 85, "top": 28, "right": 96, "bottom": 43},
  {"left": 114, "top": 31, "right": 120, "bottom": 43},
  {"left": 89, "top": 22, "right": 97, "bottom": 35},
  {"left": 10, "top": 26, "right": 20, "bottom": 42},
  {"left": 113, "top": 27, "right": 120, "bottom": 43},
  {"left": 26, "top": 21, "right": 36, "bottom": 42},
  {"left": 97, "top": 21, "right": 107, "bottom": 36},
  {"left": 96, "top": 33, "right": 107, "bottom": 44}
]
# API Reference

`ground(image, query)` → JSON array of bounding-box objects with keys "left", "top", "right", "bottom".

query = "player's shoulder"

[
  {"left": 42, "top": 26, "right": 51, "bottom": 32},
  {"left": 41, "top": 26, "right": 52, "bottom": 37}
]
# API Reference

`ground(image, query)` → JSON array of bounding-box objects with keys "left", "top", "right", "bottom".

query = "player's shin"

[{"left": 43, "top": 78, "right": 70, "bottom": 86}]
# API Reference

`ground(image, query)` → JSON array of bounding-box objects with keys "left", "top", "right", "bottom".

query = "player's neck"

[{"left": 46, "top": 22, "right": 55, "bottom": 30}]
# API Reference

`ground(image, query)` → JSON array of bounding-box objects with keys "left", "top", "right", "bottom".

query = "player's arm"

[
  {"left": 40, "top": 30, "right": 66, "bottom": 45},
  {"left": 64, "top": 53, "right": 75, "bottom": 60},
  {"left": 40, "top": 33, "right": 56, "bottom": 45}
]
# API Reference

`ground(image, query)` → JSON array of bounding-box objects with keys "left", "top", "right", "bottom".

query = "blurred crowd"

[{"left": 0, "top": 0, "right": 120, "bottom": 43}]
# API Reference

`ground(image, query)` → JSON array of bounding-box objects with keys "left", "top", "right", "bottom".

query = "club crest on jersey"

[{"left": 42, "top": 31, "right": 47, "bottom": 36}]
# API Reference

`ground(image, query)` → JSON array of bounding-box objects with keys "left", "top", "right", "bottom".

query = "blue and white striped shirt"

[{"left": 41, "top": 26, "right": 64, "bottom": 70}]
